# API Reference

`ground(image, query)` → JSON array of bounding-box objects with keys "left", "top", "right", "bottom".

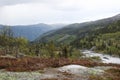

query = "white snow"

[{"left": 82, "top": 50, "right": 120, "bottom": 64}]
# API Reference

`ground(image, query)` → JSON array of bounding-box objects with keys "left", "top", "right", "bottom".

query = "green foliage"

[
  {"left": 0, "top": 26, "right": 13, "bottom": 37},
  {"left": 72, "top": 20, "right": 120, "bottom": 56},
  {"left": 37, "top": 15, "right": 120, "bottom": 44},
  {"left": 69, "top": 48, "right": 82, "bottom": 59},
  {"left": 1, "top": 19, "right": 120, "bottom": 58},
  {"left": 47, "top": 41, "right": 56, "bottom": 58},
  {"left": 0, "top": 26, "right": 29, "bottom": 56}
]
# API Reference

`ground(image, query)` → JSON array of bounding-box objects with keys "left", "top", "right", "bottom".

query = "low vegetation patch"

[
  {"left": 41, "top": 78, "right": 72, "bottom": 80},
  {"left": 41, "top": 78, "right": 58, "bottom": 80},
  {"left": 89, "top": 68, "right": 120, "bottom": 80},
  {"left": 0, "top": 57, "right": 120, "bottom": 72}
]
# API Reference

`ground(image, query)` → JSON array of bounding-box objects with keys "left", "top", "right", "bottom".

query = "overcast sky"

[{"left": 0, "top": 0, "right": 120, "bottom": 25}]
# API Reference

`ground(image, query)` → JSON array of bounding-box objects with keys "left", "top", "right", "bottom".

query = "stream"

[{"left": 82, "top": 50, "right": 120, "bottom": 64}]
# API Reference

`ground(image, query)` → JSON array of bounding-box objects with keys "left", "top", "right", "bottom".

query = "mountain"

[
  {"left": 36, "top": 14, "right": 120, "bottom": 44},
  {"left": 12, "top": 23, "right": 55, "bottom": 41},
  {"left": 0, "top": 23, "right": 57, "bottom": 41},
  {"left": 71, "top": 20, "right": 120, "bottom": 56},
  {"left": 34, "top": 24, "right": 68, "bottom": 42},
  {"left": 51, "top": 23, "right": 68, "bottom": 28}
]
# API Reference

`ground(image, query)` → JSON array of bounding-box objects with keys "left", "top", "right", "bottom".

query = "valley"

[{"left": 0, "top": 14, "right": 120, "bottom": 80}]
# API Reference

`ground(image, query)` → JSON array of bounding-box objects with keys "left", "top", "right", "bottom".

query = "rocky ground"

[
  {"left": 0, "top": 65, "right": 113, "bottom": 80},
  {"left": 0, "top": 50, "right": 120, "bottom": 80}
]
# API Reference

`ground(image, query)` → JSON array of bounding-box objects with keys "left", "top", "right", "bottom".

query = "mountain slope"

[
  {"left": 36, "top": 14, "right": 120, "bottom": 43},
  {"left": 12, "top": 23, "right": 54, "bottom": 41},
  {"left": 72, "top": 20, "right": 120, "bottom": 56},
  {"left": 0, "top": 23, "right": 57, "bottom": 41}
]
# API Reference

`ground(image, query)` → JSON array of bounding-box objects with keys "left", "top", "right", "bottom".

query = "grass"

[
  {"left": 0, "top": 57, "right": 120, "bottom": 72},
  {"left": 41, "top": 78, "right": 72, "bottom": 80},
  {"left": 41, "top": 78, "right": 58, "bottom": 80},
  {"left": 105, "top": 68, "right": 120, "bottom": 80},
  {"left": 89, "top": 68, "right": 120, "bottom": 80}
]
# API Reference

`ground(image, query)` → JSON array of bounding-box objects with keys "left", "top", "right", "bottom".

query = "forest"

[
  {"left": 0, "top": 21, "right": 120, "bottom": 59},
  {"left": 0, "top": 26, "right": 81, "bottom": 59},
  {"left": 72, "top": 20, "right": 120, "bottom": 56}
]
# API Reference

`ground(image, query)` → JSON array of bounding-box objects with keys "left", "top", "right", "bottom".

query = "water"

[{"left": 82, "top": 50, "right": 120, "bottom": 64}]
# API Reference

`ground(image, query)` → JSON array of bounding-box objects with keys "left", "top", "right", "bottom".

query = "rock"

[
  {"left": 16, "top": 53, "right": 26, "bottom": 58},
  {"left": 103, "top": 57, "right": 109, "bottom": 60},
  {"left": 58, "top": 65, "right": 104, "bottom": 75}
]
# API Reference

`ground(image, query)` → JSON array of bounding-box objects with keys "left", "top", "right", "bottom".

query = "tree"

[
  {"left": 48, "top": 41, "right": 55, "bottom": 58},
  {"left": 35, "top": 44, "right": 40, "bottom": 56},
  {"left": 0, "top": 26, "right": 14, "bottom": 54},
  {"left": 14, "top": 37, "right": 28, "bottom": 57},
  {"left": 62, "top": 46, "right": 68, "bottom": 58},
  {"left": 0, "top": 26, "right": 13, "bottom": 37}
]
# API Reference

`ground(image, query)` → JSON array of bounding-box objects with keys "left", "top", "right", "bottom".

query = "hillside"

[
  {"left": 0, "top": 23, "right": 64, "bottom": 41},
  {"left": 36, "top": 14, "right": 120, "bottom": 43},
  {"left": 72, "top": 20, "right": 120, "bottom": 56}
]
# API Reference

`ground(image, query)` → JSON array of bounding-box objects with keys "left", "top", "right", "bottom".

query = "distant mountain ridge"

[
  {"left": 0, "top": 23, "right": 66, "bottom": 41},
  {"left": 36, "top": 14, "right": 120, "bottom": 43}
]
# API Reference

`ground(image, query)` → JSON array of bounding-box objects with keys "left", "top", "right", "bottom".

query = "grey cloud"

[
  {"left": 0, "top": 0, "right": 46, "bottom": 6},
  {"left": 0, "top": 0, "right": 120, "bottom": 25}
]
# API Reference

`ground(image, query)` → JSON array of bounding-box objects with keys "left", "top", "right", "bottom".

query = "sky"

[{"left": 0, "top": 0, "right": 120, "bottom": 25}]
